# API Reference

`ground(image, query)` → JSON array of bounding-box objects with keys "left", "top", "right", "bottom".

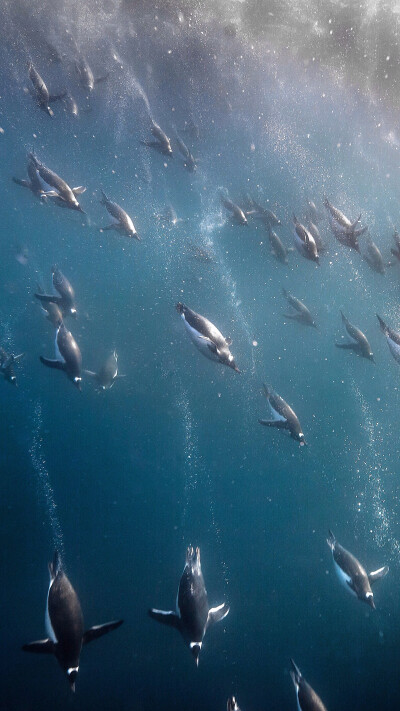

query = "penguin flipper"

[
  {"left": 72, "top": 186, "right": 86, "bottom": 195},
  {"left": 48, "top": 91, "right": 67, "bottom": 102},
  {"left": 258, "top": 419, "right": 288, "bottom": 429},
  {"left": 368, "top": 566, "right": 389, "bottom": 584},
  {"left": 83, "top": 619, "right": 123, "bottom": 645},
  {"left": 22, "top": 639, "right": 55, "bottom": 654},
  {"left": 335, "top": 342, "right": 356, "bottom": 350},
  {"left": 94, "top": 73, "right": 109, "bottom": 84},
  {"left": 12, "top": 177, "right": 30, "bottom": 188},
  {"left": 207, "top": 602, "right": 230, "bottom": 628},
  {"left": 34, "top": 292, "right": 62, "bottom": 305},
  {"left": 40, "top": 356, "right": 65, "bottom": 371},
  {"left": 83, "top": 369, "right": 97, "bottom": 377},
  {"left": 42, "top": 190, "right": 60, "bottom": 198},
  {"left": 148, "top": 609, "right": 180, "bottom": 629},
  {"left": 12, "top": 353, "right": 25, "bottom": 362}
]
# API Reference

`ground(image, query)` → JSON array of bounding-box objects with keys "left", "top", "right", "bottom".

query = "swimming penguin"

[
  {"left": 75, "top": 56, "right": 108, "bottom": 93},
  {"left": 336, "top": 312, "right": 374, "bottom": 361},
  {"left": 324, "top": 197, "right": 367, "bottom": 252},
  {"left": 175, "top": 133, "right": 197, "bottom": 172},
  {"left": 292, "top": 215, "right": 319, "bottom": 264},
  {"left": 390, "top": 229, "right": 400, "bottom": 261},
  {"left": 290, "top": 659, "right": 327, "bottom": 711},
  {"left": 305, "top": 199, "right": 321, "bottom": 225},
  {"left": 176, "top": 302, "right": 239, "bottom": 372},
  {"left": 12, "top": 156, "right": 47, "bottom": 200},
  {"left": 307, "top": 221, "right": 327, "bottom": 253},
  {"left": 100, "top": 191, "right": 139, "bottom": 240},
  {"left": 377, "top": 314, "right": 400, "bottom": 364},
  {"left": 35, "top": 266, "right": 77, "bottom": 318},
  {"left": 36, "top": 284, "right": 64, "bottom": 326},
  {"left": 259, "top": 384, "right": 306, "bottom": 445},
  {"left": 363, "top": 237, "right": 388, "bottom": 274},
  {"left": 247, "top": 198, "right": 281, "bottom": 227},
  {"left": 141, "top": 120, "right": 173, "bottom": 156},
  {"left": 27, "top": 62, "right": 65, "bottom": 117},
  {"left": 267, "top": 225, "right": 293, "bottom": 264},
  {"left": 220, "top": 194, "right": 248, "bottom": 225},
  {"left": 0, "top": 347, "right": 24, "bottom": 386},
  {"left": 148, "top": 545, "right": 229, "bottom": 666},
  {"left": 40, "top": 321, "right": 82, "bottom": 390},
  {"left": 327, "top": 530, "right": 388, "bottom": 608},
  {"left": 22, "top": 551, "right": 123, "bottom": 691},
  {"left": 227, "top": 698, "right": 240, "bottom": 711},
  {"left": 28, "top": 154, "right": 85, "bottom": 213},
  {"left": 282, "top": 288, "right": 317, "bottom": 328},
  {"left": 84, "top": 351, "right": 125, "bottom": 390}
]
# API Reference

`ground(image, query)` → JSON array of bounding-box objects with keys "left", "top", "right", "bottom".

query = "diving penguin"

[
  {"left": 40, "top": 321, "right": 82, "bottom": 390},
  {"left": 259, "top": 384, "right": 306, "bottom": 445},
  {"left": 35, "top": 266, "right": 77, "bottom": 318},
  {"left": 290, "top": 659, "right": 327, "bottom": 711},
  {"left": 0, "top": 347, "right": 24, "bottom": 386},
  {"left": 377, "top": 314, "right": 400, "bottom": 365},
  {"left": 292, "top": 215, "right": 319, "bottom": 264},
  {"left": 327, "top": 530, "right": 388, "bottom": 608},
  {"left": 149, "top": 545, "right": 229, "bottom": 666},
  {"left": 282, "top": 289, "right": 317, "bottom": 328},
  {"left": 84, "top": 350, "right": 125, "bottom": 390},
  {"left": 100, "top": 190, "right": 139, "bottom": 240},
  {"left": 176, "top": 303, "right": 239, "bottom": 372},
  {"left": 28, "top": 154, "right": 85, "bottom": 213},
  {"left": 335, "top": 312, "right": 374, "bottom": 361},
  {"left": 22, "top": 551, "right": 123, "bottom": 691},
  {"left": 227, "top": 698, "right": 241, "bottom": 711},
  {"left": 27, "top": 62, "right": 66, "bottom": 117}
]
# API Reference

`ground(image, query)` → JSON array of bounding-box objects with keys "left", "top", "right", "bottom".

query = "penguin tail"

[
  {"left": 340, "top": 310, "right": 346, "bottom": 323},
  {"left": 262, "top": 383, "right": 271, "bottom": 399},
  {"left": 48, "top": 550, "right": 62, "bottom": 580},
  {"left": 290, "top": 658, "right": 301, "bottom": 685},
  {"left": 176, "top": 302, "right": 184, "bottom": 314},
  {"left": 282, "top": 287, "right": 288, "bottom": 299},
  {"left": 99, "top": 189, "right": 108, "bottom": 205},
  {"left": 327, "top": 530, "right": 336, "bottom": 550},
  {"left": 376, "top": 314, "right": 387, "bottom": 332}
]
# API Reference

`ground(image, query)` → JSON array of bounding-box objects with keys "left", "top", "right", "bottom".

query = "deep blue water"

[{"left": 1, "top": 2, "right": 400, "bottom": 710}]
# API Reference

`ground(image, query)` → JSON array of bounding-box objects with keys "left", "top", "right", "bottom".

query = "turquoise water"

[{"left": 1, "top": 2, "right": 400, "bottom": 709}]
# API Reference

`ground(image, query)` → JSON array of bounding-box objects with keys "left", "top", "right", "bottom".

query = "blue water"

[{"left": 1, "top": 2, "right": 400, "bottom": 709}]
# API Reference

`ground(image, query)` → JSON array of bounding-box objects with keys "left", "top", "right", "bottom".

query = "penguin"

[
  {"left": 148, "top": 545, "right": 229, "bottom": 666},
  {"left": 267, "top": 225, "right": 293, "bottom": 264},
  {"left": 28, "top": 154, "right": 85, "bottom": 213},
  {"left": 336, "top": 312, "right": 374, "bottom": 361},
  {"left": 27, "top": 62, "right": 66, "bottom": 117},
  {"left": 63, "top": 93, "right": 79, "bottom": 117},
  {"left": 327, "top": 530, "right": 388, "bottom": 608},
  {"left": 175, "top": 133, "right": 197, "bottom": 172},
  {"left": 307, "top": 221, "right": 327, "bottom": 253},
  {"left": 290, "top": 659, "right": 327, "bottom": 711},
  {"left": 35, "top": 266, "right": 77, "bottom": 318},
  {"left": 12, "top": 156, "right": 47, "bottom": 200},
  {"left": 377, "top": 314, "right": 400, "bottom": 364},
  {"left": 40, "top": 321, "right": 82, "bottom": 390},
  {"left": 141, "top": 120, "right": 173, "bottom": 156},
  {"left": 227, "top": 698, "right": 240, "bottom": 711},
  {"left": 390, "top": 229, "right": 400, "bottom": 261},
  {"left": 36, "top": 285, "right": 64, "bottom": 326},
  {"left": 363, "top": 237, "right": 388, "bottom": 274},
  {"left": 75, "top": 56, "right": 108, "bottom": 92},
  {"left": 100, "top": 191, "right": 139, "bottom": 240},
  {"left": 282, "top": 289, "right": 317, "bottom": 328},
  {"left": 22, "top": 551, "right": 123, "bottom": 691},
  {"left": 292, "top": 215, "right": 319, "bottom": 264},
  {"left": 244, "top": 196, "right": 281, "bottom": 226},
  {"left": 0, "top": 347, "right": 24, "bottom": 386},
  {"left": 259, "top": 384, "right": 306, "bottom": 445},
  {"left": 305, "top": 199, "right": 321, "bottom": 225},
  {"left": 176, "top": 303, "right": 239, "bottom": 372},
  {"left": 324, "top": 197, "right": 367, "bottom": 252},
  {"left": 84, "top": 351, "right": 125, "bottom": 390},
  {"left": 220, "top": 195, "right": 248, "bottom": 225}
]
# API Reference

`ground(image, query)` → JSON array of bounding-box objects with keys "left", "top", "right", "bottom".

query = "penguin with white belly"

[
  {"left": 149, "top": 546, "right": 229, "bottom": 666},
  {"left": 22, "top": 551, "right": 123, "bottom": 691},
  {"left": 176, "top": 303, "right": 240, "bottom": 372},
  {"left": 327, "top": 530, "right": 388, "bottom": 608}
]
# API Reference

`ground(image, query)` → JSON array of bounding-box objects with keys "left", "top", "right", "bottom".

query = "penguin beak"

[
  {"left": 68, "top": 669, "right": 78, "bottom": 692},
  {"left": 367, "top": 596, "right": 376, "bottom": 610},
  {"left": 190, "top": 643, "right": 201, "bottom": 666}
]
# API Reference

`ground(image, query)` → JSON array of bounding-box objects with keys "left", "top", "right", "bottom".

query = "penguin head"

[
  {"left": 73, "top": 376, "right": 82, "bottom": 391},
  {"left": 70, "top": 307, "right": 77, "bottom": 318},
  {"left": 67, "top": 666, "right": 79, "bottom": 692},
  {"left": 297, "top": 432, "right": 306, "bottom": 446},
  {"left": 218, "top": 348, "right": 240, "bottom": 373},
  {"left": 10, "top": 375, "right": 17, "bottom": 386},
  {"left": 368, "top": 352, "right": 375, "bottom": 363},
  {"left": 189, "top": 641, "right": 202, "bottom": 666},
  {"left": 365, "top": 591, "right": 375, "bottom": 609}
]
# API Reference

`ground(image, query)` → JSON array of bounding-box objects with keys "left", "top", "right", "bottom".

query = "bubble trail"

[
  {"left": 351, "top": 380, "right": 400, "bottom": 559},
  {"left": 176, "top": 384, "right": 230, "bottom": 589},
  {"left": 29, "top": 400, "right": 65, "bottom": 562}
]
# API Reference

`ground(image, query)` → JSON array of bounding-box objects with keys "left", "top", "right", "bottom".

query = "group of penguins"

[{"left": 2, "top": 58, "right": 398, "bottom": 710}]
